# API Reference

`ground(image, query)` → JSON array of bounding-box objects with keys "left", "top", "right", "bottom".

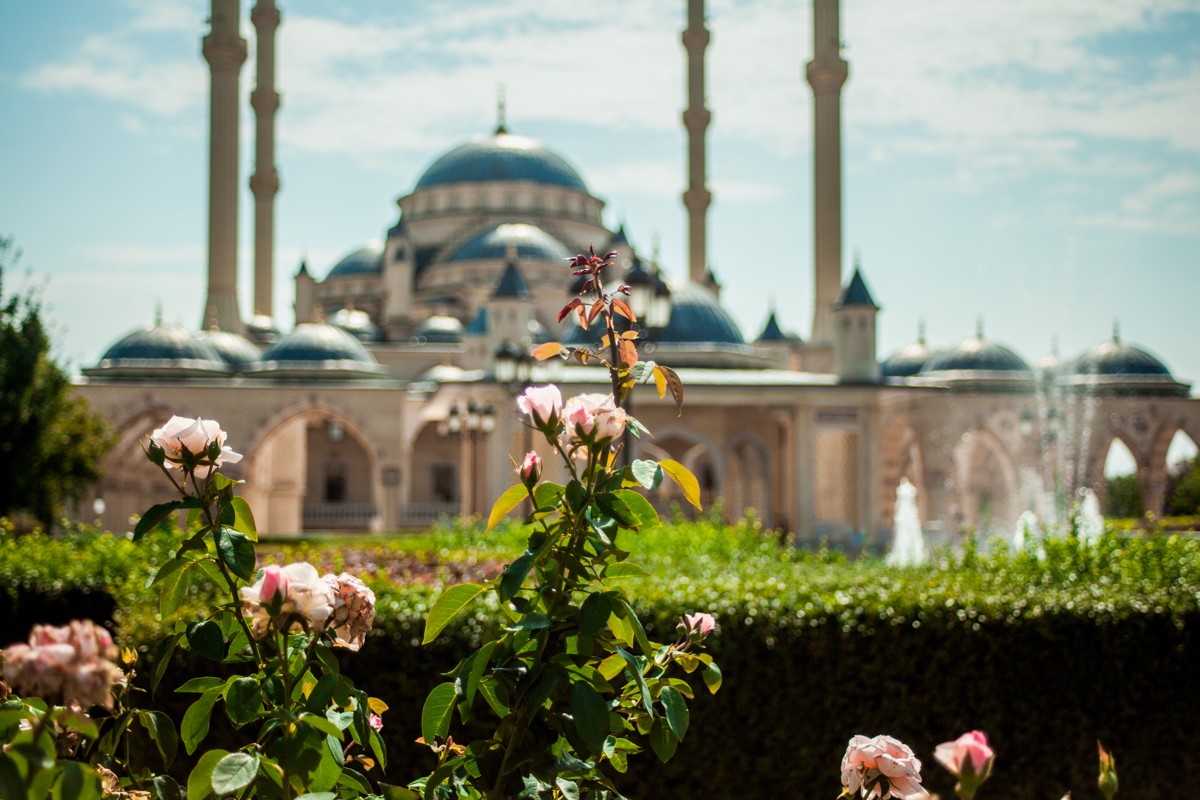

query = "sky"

[{"left": 2, "top": 0, "right": 1199, "bottom": 458}]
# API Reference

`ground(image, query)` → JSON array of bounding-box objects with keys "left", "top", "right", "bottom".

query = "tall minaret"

[
  {"left": 806, "top": 0, "right": 849, "bottom": 346},
  {"left": 202, "top": 0, "right": 247, "bottom": 333},
  {"left": 682, "top": 0, "right": 712, "bottom": 286},
  {"left": 250, "top": 0, "right": 281, "bottom": 325}
]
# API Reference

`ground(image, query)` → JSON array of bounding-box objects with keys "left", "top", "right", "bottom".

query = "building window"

[
  {"left": 325, "top": 462, "right": 347, "bottom": 503},
  {"left": 432, "top": 463, "right": 456, "bottom": 503}
]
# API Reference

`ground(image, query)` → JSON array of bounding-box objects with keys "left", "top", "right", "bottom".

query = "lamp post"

[
  {"left": 622, "top": 256, "right": 672, "bottom": 467},
  {"left": 443, "top": 401, "right": 495, "bottom": 518}
]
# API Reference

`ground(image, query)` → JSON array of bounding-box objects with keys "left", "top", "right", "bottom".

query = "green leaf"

[
  {"left": 703, "top": 660, "right": 723, "bottom": 694},
  {"left": 0, "top": 752, "right": 26, "bottom": 800},
  {"left": 422, "top": 583, "right": 487, "bottom": 644},
  {"left": 597, "top": 492, "right": 639, "bottom": 528},
  {"left": 181, "top": 691, "right": 220, "bottom": 754},
  {"left": 186, "top": 749, "right": 229, "bottom": 800},
  {"left": 579, "top": 592, "right": 612, "bottom": 637},
  {"left": 52, "top": 759, "right": 102, "bottom": 800},
  {"left": 153, "top": 774, "right": 184, "bottom": 800},
  {"left": 612, "top": 489, "right": 660, "bottom": 528},
  {"left": 659, "top": 459, "right": 701, "bottom": 510},
  {"left": 224, "top": 677, "right": 262, "bottom": 726},
  {"left": 176, "top": 676, "right": 224, "bottom": 693},
  {"left": 215, "top": 528, "right": 256, "bottom": 581},
  {"left": 555, "top": 778, "right": 581, "bottom": 800},
  {"left": 615, "top": 647, "right": 653, "bottom": 717},
  {"left": 603, "top": 562, "right": 651, "bottom": 580},
  {"left": 296, "top": 794, "right": 337, "bottom": 800},
  {"left": 185, "top": 620, "right": 225, "bottom": 662},
  {"left": 617, "top": 598, "right": 654, "bottom": 659},
  {"left": 660, "top": 686, "right": 689, "bottom": 741},
  {"left": 420, "top": 682, "right": 457, "bottom": 744},
  {"left": 505, "top": 612, "right": 550, "bottom": 631},
  {"left": 478, "top": 678, "right": 510, "bottom": 717},
  {"left": 158, "top": 561, "right": 195, "bottom": 619},
  {"left": 486, "top": 484, "right": 527, "bottom": 533},
  {"left": 532, "top": 481, "right": 564, "bottom": 511},
  {"left": 150, "top": 633, "right": 180, "bottom": 694},
  {"left": 649, "top": 717, "right": 678, "bottom": 762},
  {"left": 458, "top": 641, "right": 496, "bottom": 712},
  {"left": 499, "top": 551, "right": 534, "bottom": 602},
  {"left": 570, "top": 682, "right": 610, "bottom": 757},
  {"left": 211, "top": 752, "right": 259, "bottom": 795},
  {"left": 629, "top": 460, "right": 663, "bottom": 491},
  {"left": 138, "top": 710, "right": 178, "bottom": 768},
  {"left": 228, "top": 497, "right": 258, "bottom": 541},
  {"left": 297, "top": 713, "right": 343, "bottom": 739},
  {"left": 565, "top": 480, "right": 586, "bottom": 512},
  {"left": 133, "top": 500, "right": 192, "bottom": 541}
]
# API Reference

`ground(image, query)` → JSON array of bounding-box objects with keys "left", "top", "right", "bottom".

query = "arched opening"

[
  {"left": 242, "top": 405, "right": 380, "bottom": 535},
  {"left": 723, "top": 436, "right": 771, "bottom": 523},
  {"left": 639, "top": 430, "right": 720, "bottom": 519},
  {"left": 1101, "top": 437, "right": 1142, "bottom": 518},
  {"left": 403, "top": 420, "right": 463, "bottom": 527},
  {"left": 1164, "top": 430, "right": 1200, "bottom": 516},
  {"left": 949, "top": 427, "right": 1020, "bottom": 541},
  {"left": 87, "top": 405, "right": 177, "bottom": 534}
]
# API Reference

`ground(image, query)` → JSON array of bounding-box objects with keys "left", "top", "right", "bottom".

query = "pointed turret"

[{"left": 833, "top": 259, "right": 880, "bottom": 383}]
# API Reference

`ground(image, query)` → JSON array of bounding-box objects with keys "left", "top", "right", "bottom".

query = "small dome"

[
  {"left": 1069, "top": 339, "right": 1173, "bottom": 378},
  {"left": 245, "top": 314, "right": 280, "bottom": 344},
  {"left": 411, "top": 314, "right": 465, "bottom": 344},
  {"left": 415, "top": 132, "right": 588, "bottom": 192},
  {"left": 881, "top": 340, "right": 933, "bottom": 379},
  {"left": 326, "top": 242, "right": 384, "bottom": 279},
  {"left": 198, "top": 329, "right": 261, "bottom": 372},
  {"left": 449, "top": 223, "right": 571, "bottom": 264},
  {"left": 252, "top": 323, "right": 387, "bottom": 379},
  {"left": 87, "top": 323, "right": 230, "bottom": 377},
  {"left": 329, "top": 307, "right": 381, "bottom": 342},
  {"left": 921, "top": 336, "right": 1032, "bottom": 375},
  {"left": 756, "top": 311, "right": 801, "bottom": 344}
]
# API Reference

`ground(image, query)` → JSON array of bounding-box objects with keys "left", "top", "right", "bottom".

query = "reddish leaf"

[
  {"left": 587, "top": 299, "right": 605, "bottom": 324},
  {"left": 656, "top": 364, "right": 685, "bottom": 416},
  {"left": 557, "top": 297, "right": 582, "bottom": 323},
  {"left": 612, "top": 298, "right": 636, "bottom": 323},
  {"left": 619, "top": 339, "right": 639, "bottom": 367},
  {"left": 531, "top": 342, "right": 564, "bottom": 361}
]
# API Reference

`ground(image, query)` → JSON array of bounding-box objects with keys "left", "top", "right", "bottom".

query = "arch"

[
  {"left": 91, "top": 402, "right": 176, "bottom": 534},
  {"left": 1143, "top": 419, "right": 1200, "bottom": 517},
  {"left": 636, "top": 426, "right": 722, "bottom": 517},
  {"left": 242, "top": 401, "right": 382, "bottom": 535},
  {"left": 724, "top": 431, "right": 773, "bottom": 523},
  {"left": 948, "top": 426, "right": 1021, "bottom": 539},
  {"left": 403, "top": 419, "right": 465, "bottom": 527}
]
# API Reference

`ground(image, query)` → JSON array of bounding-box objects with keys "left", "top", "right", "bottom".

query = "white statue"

[{"left": 887, "top": 477, "right": 927, "bottom": 567}]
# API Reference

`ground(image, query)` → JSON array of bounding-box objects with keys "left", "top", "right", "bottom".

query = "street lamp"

[{"left": 440, "top": 401, "right": 496, "bottom": 518}]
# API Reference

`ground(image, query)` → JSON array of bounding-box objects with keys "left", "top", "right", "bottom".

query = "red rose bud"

[
  {"left": 519, "top": 451, "right": 542, "bottom": 487},
  {"left": 1098, "top": 741, "right": 1118, "bottom": 800}
]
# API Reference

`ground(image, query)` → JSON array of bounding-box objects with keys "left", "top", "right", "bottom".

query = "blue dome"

[
  {"left": 198, "top": 329, "right": 261, "bottom": 371},
  {"left": 922, "top": 336, "right": 1032, "bottom": 374},
  {"left": 1069, "top": 338, "right": 1173, "bottom": 378},
  {"left": 254, "top": 323, "right": 386, "bottom": 378},
  {"left": 326, "top": 242, "right": 383, "bottom": 279},
  {"left": 881, "top": 340, "right": 933, "bottom": 378},
  {"left": 412, "top": 314, "right": 465, "bottom": 344},
  {"left": 415, "top": 133, "right": 588, "bottom": 191},
  {"left": 90, "top": 323, "right": 230, "bottom": 376},
  {"left": 449, "top": 223, "right": 571, "bottom": 264},
  {"left": 564, "top": 281, "right": 744, "bottom": 347},
  {"left": 329, "top": 308, "right": 381, "bottom": 342}
]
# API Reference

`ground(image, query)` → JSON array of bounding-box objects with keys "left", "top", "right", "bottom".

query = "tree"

[
  {"left": 0, "top": 235, "right": 113, "bottom": 529},
  {"left": 1103, "top": 473, "right": 1143, "bottom": 519}
]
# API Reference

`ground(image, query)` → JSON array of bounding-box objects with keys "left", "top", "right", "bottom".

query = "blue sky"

[{"left": 2, "top": 0, "right": 1198, "bottom": 433}]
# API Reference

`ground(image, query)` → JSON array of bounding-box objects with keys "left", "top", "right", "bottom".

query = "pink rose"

[
  {"left": 150, "top": 415, "right": 243, "bottom": 478},
  {"left": 241, "top": 563, "right": 336, "bottom": 639},
  {"left": 2, "top": 621, "right": 124, "bottom": 709},
  {"left": 259, "top": 564, "right": 289, "bottom": 604},
  {"left": 519, "top": 451, "right": 541, "bottom": 486},
  {"left": 935, "top": 731, "right": 993, "bottom": 798},
  {"left": 841, "top": 734, "right": 928, "bottom": 799},
  {"left": 369, "top": 712, "right": 384, "bottom": 732},
  {"left": 679, "top": 612, "right": 716, "bottom": 639},
  {"left": 517, "top": 385, "right": 563, "bottom": 428},
  {"left": 562, "top": 393, "right": 629, "bottom": 443},
  {"left": 321, "top": 572, "right": 377, "bottom": 651}
]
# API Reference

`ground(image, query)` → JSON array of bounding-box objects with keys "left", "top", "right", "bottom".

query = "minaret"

[
  {"left": 806, "top": 0, "right": 849, "bottom": 346},
  {"left": 202, "top": 0, "right": 247, "bottom": 333},
  {"left": 250, "top": 0, "right": 281, "bottom": 325},
  {"left": 682, "top": 0, "right": 712, "bottom": 285}
]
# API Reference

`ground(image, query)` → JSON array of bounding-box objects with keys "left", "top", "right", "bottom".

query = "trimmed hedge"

[{"left": 3, "top": 520, "right": 1198, "bottom": 799}]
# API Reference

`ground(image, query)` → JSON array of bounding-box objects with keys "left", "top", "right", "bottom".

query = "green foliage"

[
  {"left": 0, "top": 235, "right": 113, "bottom": 528},
  {"left": 1104, "top": 473, "right": 1143, "bottom": 518},
  {"left": 1167, "top": 455, "right": 1200, "bottom": 516}
]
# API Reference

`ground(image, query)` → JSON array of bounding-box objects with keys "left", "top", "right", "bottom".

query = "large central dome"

[{"left": 415, "top": 132, "right": 589, "bottom": 192}]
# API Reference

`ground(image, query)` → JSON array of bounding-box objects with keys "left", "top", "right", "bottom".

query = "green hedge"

[{"left": 3, "top": 520, "right": 1198, "bottom": 799}]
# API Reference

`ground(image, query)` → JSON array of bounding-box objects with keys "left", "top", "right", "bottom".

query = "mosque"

[{"left": 75, "top": 0, "right": 1200, "bottom": 547}]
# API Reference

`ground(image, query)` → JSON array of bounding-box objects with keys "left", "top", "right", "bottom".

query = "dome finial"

[
  {"left": 495, "top": 83, "right": 507, "bottom": 135},
  {"left": 976, "top": 316, "right": 985, "bottom": 340},
  {"left": 1112, "top": 319, "right": 1120, "bottom": 344},
  {"left": 156, "top": 300, "right": 165, "bottom": 327},
  {"left": 853, "top": 248, "right": 861, "bottom": 270},
  {"left": 917, "top": 317, "right": 926, "bottom": 345}
]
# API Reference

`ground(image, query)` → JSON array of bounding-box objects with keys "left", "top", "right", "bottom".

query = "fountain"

[
  {"left": 887, "top": 477, "right": 926, "bottom": 567},
  {"left": 1012, "top": 509, "right": 1039, "bottom": 550},
  {"left": 1075, "top": 487, "right": 1104, "bottom": 544}
]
